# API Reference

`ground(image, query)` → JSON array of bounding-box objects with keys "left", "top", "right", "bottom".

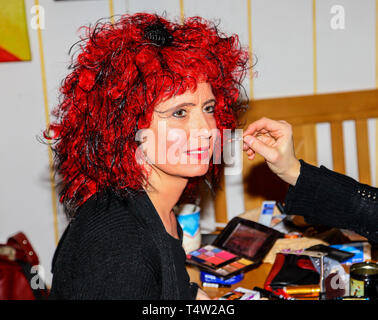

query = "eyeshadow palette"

[
  {"left": 187, "top": 245, "right": 255, "bottom": 278},
  {"left": 186, "top": 217, "right": 283, "bottom": 279},
  {"left": 188, "top": 245, "right": 238, "bottom": 268}
]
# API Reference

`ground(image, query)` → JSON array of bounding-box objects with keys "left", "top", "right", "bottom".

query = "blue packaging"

[
  {"left": 200, "top": 271, "right": 244, "bottom": 285},
  {"left": 330, "top": 243, "right": 368, "bottom": 264}
]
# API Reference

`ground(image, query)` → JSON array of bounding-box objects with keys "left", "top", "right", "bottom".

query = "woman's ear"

[
  {"left": 135, "top": 128, "right": 156, "bottom": 164},
  {"left": 135, "top": 144, "right": 146, "bottom": 165}
]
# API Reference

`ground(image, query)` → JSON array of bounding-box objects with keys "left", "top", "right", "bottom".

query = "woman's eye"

[
  {"left": 204, "top": 105, "right": 215, "bottom": 113},
  {"left": 172, "top": 109, "right": 187, "bottom": 118}
]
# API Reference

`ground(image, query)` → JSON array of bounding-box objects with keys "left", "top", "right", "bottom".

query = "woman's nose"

[{"left": 191, "top": 112, "right": 212, "bottom": 139}]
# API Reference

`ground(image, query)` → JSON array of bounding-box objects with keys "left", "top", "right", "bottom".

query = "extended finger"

[
  {"left": 243, "top": 117, "right": 287, "bottom": 138},
  {"left": 244, "top": 135, "right": 278, "bottom": 162}
]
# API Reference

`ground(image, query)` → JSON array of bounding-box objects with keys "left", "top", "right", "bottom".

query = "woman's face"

[{"left": 139, "top": 82, "right": 218, "bottom": 179}]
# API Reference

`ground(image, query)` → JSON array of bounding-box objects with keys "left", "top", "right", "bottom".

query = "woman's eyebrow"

[
  {"left": 155, "top": 99, "right": 216, "bottom": 114},
  {"left": 202, "top": 98, "right": 217, "bottom": 106}
]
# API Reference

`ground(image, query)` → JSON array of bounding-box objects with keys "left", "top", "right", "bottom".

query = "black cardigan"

[
  {"left": 285, "top": 160, "right": 378, "bottom": 243},
  {"left": 49, "top": 189, "right": 199, "bottom": 299}
]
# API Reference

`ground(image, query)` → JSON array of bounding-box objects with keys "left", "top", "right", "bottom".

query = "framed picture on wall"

[{"left": 0, "top": 0, "right": 31, "bottom": 62}]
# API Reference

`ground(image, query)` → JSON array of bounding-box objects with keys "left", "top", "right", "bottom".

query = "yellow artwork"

[{"left": 0, "top": 0, "right": 31, "bottom": 62}]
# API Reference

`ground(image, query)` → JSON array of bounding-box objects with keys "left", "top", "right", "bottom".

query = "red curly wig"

[{"left": 46, "top": 13, "right": 249, "bottom": 216}]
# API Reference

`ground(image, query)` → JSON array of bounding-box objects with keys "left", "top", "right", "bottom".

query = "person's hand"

[
  {"left": 196, "top": 287, "right": 211, "bottom": 300},
  {"left": 242, "top": 117, "right": 301, "bottom": 186}
]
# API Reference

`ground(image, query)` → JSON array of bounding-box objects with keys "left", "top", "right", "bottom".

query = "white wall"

[{"left": 0, "top": 0, "right": 376, "bottom": 287}]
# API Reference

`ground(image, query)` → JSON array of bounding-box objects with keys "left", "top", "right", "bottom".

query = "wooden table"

[{"left": 187, "top": 263, "right": 274, "bottom": 299}]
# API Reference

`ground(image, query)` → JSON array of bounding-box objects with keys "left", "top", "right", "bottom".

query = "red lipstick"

[{"left": 186, "top": 147, "right": 210, "bottom": 161}]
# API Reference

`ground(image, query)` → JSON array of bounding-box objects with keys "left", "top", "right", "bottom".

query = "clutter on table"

[{"left": 188, "top": 201, "right": 377, "bottom": 300}]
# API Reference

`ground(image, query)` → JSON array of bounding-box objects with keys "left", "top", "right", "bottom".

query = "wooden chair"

[{"left": 214, "top": 89, "right": 378, "bottom": 224}]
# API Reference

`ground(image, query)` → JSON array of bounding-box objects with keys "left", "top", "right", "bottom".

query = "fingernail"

[{"left": 244, "top": 136, "right": 254, "bottom": 146}]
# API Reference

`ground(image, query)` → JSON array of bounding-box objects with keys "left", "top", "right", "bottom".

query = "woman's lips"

[{"left": 186, "top": 147, "right": 210, "bottom": 160}]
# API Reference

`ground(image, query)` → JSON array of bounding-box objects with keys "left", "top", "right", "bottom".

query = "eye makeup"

[
  {"left": 187, "top": 245, "right": 237, "bottom": 268},
  {"left": 213, "top": 257, "right": 255, "bottom": 277},
  {"left": 154, "top": 99, "right": 217, "bottom": 118}
]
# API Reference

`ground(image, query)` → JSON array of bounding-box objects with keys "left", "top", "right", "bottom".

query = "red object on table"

[{"left": 0, "top": 232, "right": 49, "bottom": 300}]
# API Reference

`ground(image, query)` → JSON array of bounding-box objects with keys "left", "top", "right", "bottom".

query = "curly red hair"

[{"left": 46, "top": 13, "right": 249, "bottom": 215}]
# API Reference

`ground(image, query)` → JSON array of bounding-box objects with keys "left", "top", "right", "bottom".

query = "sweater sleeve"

[
  {"left": 189, "top": 282, "right": 199, "bottom": 299},
  {"left": 284, "top": 160, "right": 378, "bottom": 243}
]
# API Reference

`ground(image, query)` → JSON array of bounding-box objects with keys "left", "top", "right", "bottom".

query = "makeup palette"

[
  {"left": 188, "top": 245, "right": 239, "bottom": 268},
  {"left": 186, "top": 217, "right": 283, "bottom": 279},
  {"left": 187, "top": 245, "right": 254, "bottom": 278}
]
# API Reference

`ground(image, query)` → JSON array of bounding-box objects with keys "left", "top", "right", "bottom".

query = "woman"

[
  {"left": 46, "top": 13, "right": 248, "bottom": 299},
  {"left": 242, "top": 117, "right": 378, "bottom": 243}
]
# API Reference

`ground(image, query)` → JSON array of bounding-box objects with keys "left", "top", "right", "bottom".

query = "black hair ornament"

[{"left": 144, "top": 22, "right": 173, "bottom": 46}]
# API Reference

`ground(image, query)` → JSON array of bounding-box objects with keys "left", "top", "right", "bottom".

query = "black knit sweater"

[
  {"left": 285, "top": 160, "right": 378, "bottom": 243},
  {"left": 49, "top": 189, "right": 199, "bottom": 300}
]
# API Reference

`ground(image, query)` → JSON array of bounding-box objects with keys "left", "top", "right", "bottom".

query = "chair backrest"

[{"left": 214, "top": 89, "right": 378, "bottom": 224}]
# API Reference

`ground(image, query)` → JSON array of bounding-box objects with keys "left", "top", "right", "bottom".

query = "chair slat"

[
  {"left": 214, "top": 172, "right": 228, "bottom": 224},
  {"left": 355, "top": 119, "right": 371, "bottom": 185},
  {"left": 376, "top": 119, "right": 378, "bottom": 187},
  {"left": 292, "top": 126, "right": 305, "bottom": 160},
  {"left": 241, "top": 151, "right": 267, "bottom": 213},
  {"left": 330, "top": 122, "right": 346, "bottom": 174},
  {"left": 302, "top": 124, "right": 318, "bottom": 166}
]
